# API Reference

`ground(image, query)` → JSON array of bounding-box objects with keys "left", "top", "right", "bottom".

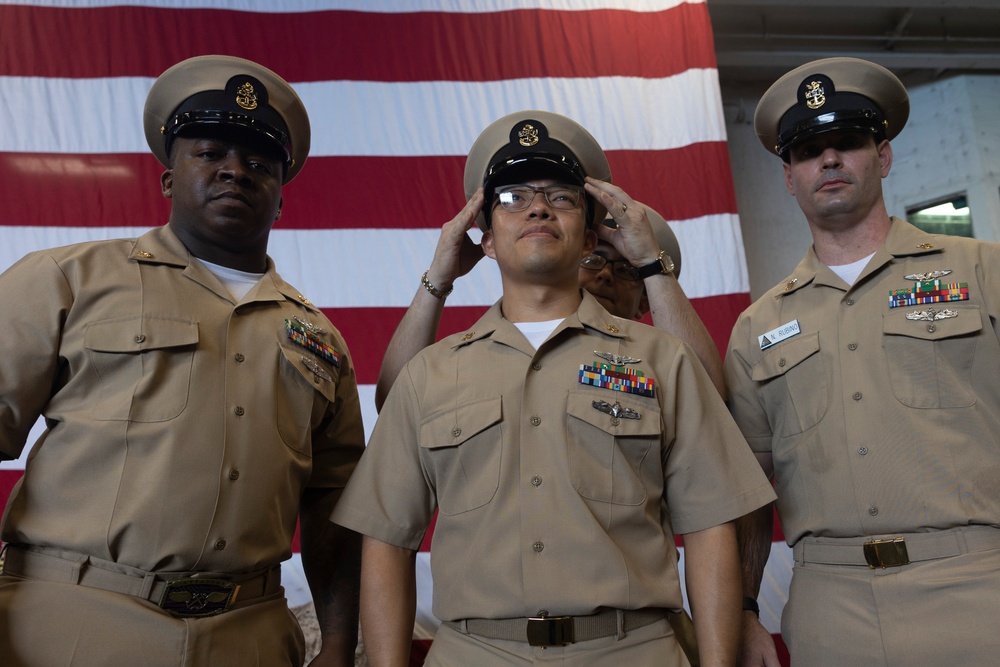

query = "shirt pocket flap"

[
  {"left": 752, "top": 331, "right": 819, "bottom": 382},
  {"left": 277, "top": 341, "right": 341, "bottom": 404},
  {"left": 85, "top": 316, "right": 199, "bottom": 352},
  {"left": 566, "top": 390, "right": 661, "bottom": 437},
  {"left": 419, "top": 396, "right": 503, "bottom": 449},
  {"left": 883, "top": 306, "right": 982, "bottom": 340}
]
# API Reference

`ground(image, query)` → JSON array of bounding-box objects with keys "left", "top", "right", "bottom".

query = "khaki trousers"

[
  {"left": 783, "top": 541, "right": 1000, "bottom": 667},
  {"left": 425, "top": 617, "right": 690, "bottom": 666},
  {"left": 0, "top": 575, "right": 304, "bottom": 666}
]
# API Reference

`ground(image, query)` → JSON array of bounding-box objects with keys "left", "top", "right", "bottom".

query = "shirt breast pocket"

[
  {"left": 85, "top": 316, "right": 199, "bottom": 422},
  {"left": 419, "top": 396, "right": 503, "bottom": 516},
  {"left": 566, "top": 390, "right": 661, "bottom": 506},
  {"left": 882, "top": 307, "right": 982, "bottom": 408},
  {"left": 751, "top": 332, "right": 827, "bottom": 436},
  {"left": 275, "top": 340, "right": 342, "bottom": 455}
]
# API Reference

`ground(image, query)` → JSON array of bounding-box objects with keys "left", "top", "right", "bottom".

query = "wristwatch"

[{"left": 636, "top": 250, "right": 675, "bottom": 279}]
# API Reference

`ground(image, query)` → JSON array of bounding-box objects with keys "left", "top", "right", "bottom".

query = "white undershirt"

[
  {"left": 514, "top": 318, "right": 564, "bottom": 350},
  {"left": 829, "top": 252, "right": 876, "bottom": 286},
  {"left": 196, "top": 258, "right": 264, "bottom": 301}
]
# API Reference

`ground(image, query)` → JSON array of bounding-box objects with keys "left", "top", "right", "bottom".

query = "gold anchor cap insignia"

[
  {"left": 518, "top": 123, "right": 539, "bottom": 147},
  {"left": 804, "top": 81, "right": 826, "bottom": 110},
  {"left": 235, "top": 81, "right": 258, "bottom": 110}
]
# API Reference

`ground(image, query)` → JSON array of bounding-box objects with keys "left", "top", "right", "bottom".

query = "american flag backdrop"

[{"left": 0, "top": 0, "right": 790, "bottom": 663}]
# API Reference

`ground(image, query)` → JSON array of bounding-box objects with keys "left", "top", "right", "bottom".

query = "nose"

[
  {"left": 594, "top": 261, "right": 616, "bottom": 283},
  {"left": 820, "top": 147, "right": 843, "bottom": 169},
  {"left": 526, "top": 190, "right": 553, "bottom": 217},
  {"left": 218, "top": 153, "right": 254, "bottom": 186}
]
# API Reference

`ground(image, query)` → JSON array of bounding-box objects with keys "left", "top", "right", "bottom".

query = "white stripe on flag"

[{"left": 0, "top": 70, "right": 726, "bottom": 155}]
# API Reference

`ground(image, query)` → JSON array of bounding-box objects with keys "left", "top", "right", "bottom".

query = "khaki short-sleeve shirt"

[
  {"left": 725, "top": 218, "right": 1000, "bottom": 546},
  {"left": 334, "top": 291, "right": 774, "bottom": 621},
  {"left": 0, "top": 225, "right": 365, "bottom": 573}
]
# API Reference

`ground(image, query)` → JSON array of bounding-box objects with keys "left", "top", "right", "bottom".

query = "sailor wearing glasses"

[{"left": 332, "top": 110, "right": 774, "bottom": 666}]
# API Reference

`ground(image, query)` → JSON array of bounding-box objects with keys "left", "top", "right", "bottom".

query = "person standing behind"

[
  {"left": 334, "top": 109, "right": 774, "bottom": 666},
  {"left": 727, "top": 57, "right": 1000, "bottom": 666},
  {"left": 0, "top": 55, "right": 364, "bottom": 666}
]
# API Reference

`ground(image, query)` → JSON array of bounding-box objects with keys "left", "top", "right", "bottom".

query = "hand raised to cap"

[
  {"left": 425, "top": 189, "right": 486, "bottom": 290},
  {"left": 584, "top": 177, "right": 661, "bottom": 268}
]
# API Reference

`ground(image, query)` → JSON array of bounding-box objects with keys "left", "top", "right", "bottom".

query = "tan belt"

[
  {"left": 793, "top": 526, "right": 1000, "bottom": 569},
  {"left": 0, "top": 544, "right": 281, "bottom": 617},
  {"left": 443, "top": 608, "right": 669, "bottom": 647}
]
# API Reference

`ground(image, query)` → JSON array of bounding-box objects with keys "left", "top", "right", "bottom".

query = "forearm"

[
  {"left": 684, "top": 521, "right": 742, "bottom": 667},
  {"left": 360, "top": 536, "right": 418, "bottom": 667},
  {"left": 300, "top": 488, "right": 362, "bottom": 664},
  {"left": 736, "top": 503, "right": 774, "bottom": 600},
  {"left": 644, "top": 274, "right": 726, "bottom": 395},
  {"left": 374, "top": 286, "right": 446, "bottom": 411}
]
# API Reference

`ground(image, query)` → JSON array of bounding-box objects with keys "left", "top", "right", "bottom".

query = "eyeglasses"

[
  {"left": 493, "top": 184, "right": 584, "bottom": 212},
  {"left": 580, "top": 254, "right": 641, "bottom": 281}
]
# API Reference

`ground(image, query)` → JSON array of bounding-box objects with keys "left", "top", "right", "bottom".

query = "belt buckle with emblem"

[
  {"left": 863, "top": 537, "right": 909, "bottom": 569},
  {"left": 159, "top": 578, "right": 240, "bottom": 617}
]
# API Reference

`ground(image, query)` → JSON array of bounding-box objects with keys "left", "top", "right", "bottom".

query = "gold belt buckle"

[
  {"left": 526, "top": 615, "right": 574, "bottom": 646},
  {"left": 863, "top": 537, "right": 910, "bottom": 568},
  {"left": 158, "top": 578, "right": 240, "bottom": 617}
]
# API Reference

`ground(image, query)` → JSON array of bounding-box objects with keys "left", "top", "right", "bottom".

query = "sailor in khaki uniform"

[
  {"left": 0, "top": 56, "right": 364, "bottom": 666},
  {"left": 333, "top": 110, "right": 775, "bottom": 666},
  {"left": 727, "top": 57, "right": 1000, "bottom": 667}
]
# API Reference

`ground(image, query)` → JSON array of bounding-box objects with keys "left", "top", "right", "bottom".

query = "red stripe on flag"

[
  {"left": 0, "top": 145, "right": 737, "bottom": 230},
  {"left": 0, "top": 4, "right": 715, "bottom": 81}
]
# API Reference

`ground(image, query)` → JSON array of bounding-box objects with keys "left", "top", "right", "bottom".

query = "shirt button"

[
  {"left": 530, "top": 416, "right": 541, "bottom": 426},
  {"left": 927, "top": 324, "right": 937, "bottom": 333},
  {"left": 848, "top": 343, "right": 857, "bottom": 351},
  {"left": 229, "top": 469, "right": 240, "bottom": 480},
  {"left": 532, "top": 362, "right": 542, "bottom": 371},
  {"left": 778, "top": 358, "right": 786, "bottom": 367},
  {"left": 532, "top": 541, "right": 544, "bottom": 553},
  {"left": 234, "top": 406, "right": 245, "bottom": 416},
  {"left": 134, "top": 334, "right": 146, "bottom": 344},
  {"left": 858, "top": 446, "right": 868, "bottom": 456},
  {"left": 846, "top": 298, "right": 855, "bottom": 306},
  {"left": 235, "top": 353, "right": 245, "bottom": 362},
  {"left": 531, "top": 475, "right": 542, "bottom": 487},
  {"left": 868, "top": 506, "right": 879, "bottom": 517},
  {"left": 610, "top": 417, "right": 620, "bottom": 426},
  {"left": 853, "top": 392, "right": 862, "bottom": 401},
  {"left": 451, "top": 427, "right": 462, "bottom": 438},
  {"left": 214, "top": 539, "right": 227, "bottom": 550}
]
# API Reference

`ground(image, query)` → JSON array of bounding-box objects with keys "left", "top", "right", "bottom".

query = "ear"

[
  {"left": 635, "top": 292, "right": 650, "bottom": 320},
  {"left": 582, "top": 228, "right": 598, "bottom": 256},
  {"left": 160, "top": 170, "right": 173, "bottom": 199},
  {"left": 481, "top": 229, "right": 496, "bottom": 260},
  {"left": 275, "top": 198, "right": 283, "bottom": 221},
  {"left": 876, "top": 139, "right": 893, "bottom": 178},
  {"left": 783, "top": 162, "right": 795, "bottom": 196}
]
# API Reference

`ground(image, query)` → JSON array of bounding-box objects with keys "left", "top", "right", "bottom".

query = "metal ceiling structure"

[{"left": 708, "top": 0, "right": 1000, "bottom": 98}]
